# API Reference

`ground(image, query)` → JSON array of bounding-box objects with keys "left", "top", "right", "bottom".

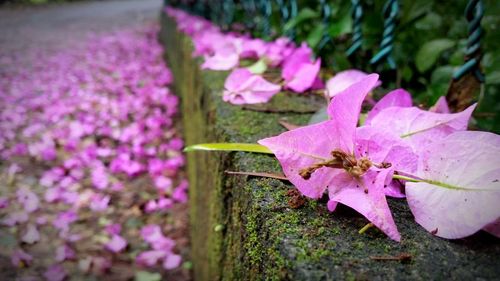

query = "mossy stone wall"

[{"left": 159, "top": 13, "right": 500, "bottom": 281}]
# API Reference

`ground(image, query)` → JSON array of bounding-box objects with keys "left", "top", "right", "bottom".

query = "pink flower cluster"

[
  {"left": 0, "top": 26, "right": 185, "bottom": 279},
  {"left": 259, "top": 74, "right": 500, "bottom": 241},
  {"left": 166, "top": 7, "right": 323, "bottom": 105}
]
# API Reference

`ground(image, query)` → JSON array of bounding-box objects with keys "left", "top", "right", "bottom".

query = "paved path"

[{"left": 0, "top": 0, "right": 162, "bottom": 54}]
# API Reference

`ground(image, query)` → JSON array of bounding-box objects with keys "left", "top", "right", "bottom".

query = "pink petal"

[
  {"left": 201, "top": 52, "right": 239, "bottom": 71},
  {"left": 328, "top": 169, "right": 401, "bottom": 241},
  {"left": 151, "top": 236, "right": 176, "bottom": 251},
  {"left": 369, "top": 104, "right": 476, "bottom": 151},
  {"left": 163, "top": 253, "right": 182, "bottom": 270},
  {"left": 223, "top": 68, "right": 281, "bottom": 105},
  {"left": 406, "top": 131, "right": 500, "bottom": 239},
  {"left": 326, "top": 69, "right": 381, "bottom": 98},
  {"left": 172, "top": 186, "right": 188, "bottom": 203},
  {"left": 281, "top": 42, "right": 313, "bottom": 81},
  {"left": 259, "top": 120, "right": 345, "bottom": 199},
  {"left": 285, "top": 59, "right": 321, "bottom": 93},
  {"left": 89, "top": 194, "right": 110, "bottom": 212},
  {"left": 140, "top": 224, "right": 165, "bottom": 244},
  {"left": 105, "top": 235, "right": 127, "bottom": 253},
  {"left": 154, "top": 176, "right": 172, "bottom": 192},
  {"left": 157, "top": 197, "right": 174, "bottom": 209},
  {"left": 327, "top": 74, "right": 380, "bottom": 153},
  {"left": 429, "top": 96, "right": 450, "bottom": 113},
  {"left": 355, "top": 126, "right": 418, "bottom": 198},
  {"left": 366, "top": 89, "right": 412, "bottom": 124},
  {"left": 144, "top": 200, "right": 158, "bottom": 213},
  {"left": 136, "top": 250, "right": 166, "bottom": 267}
]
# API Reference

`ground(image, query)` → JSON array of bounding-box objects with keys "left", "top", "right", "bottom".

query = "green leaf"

[
  {"left": 327, "top": 13, "right": 352, "bottom": 38},
  {"left": 246, "top": 59, "right": 268, "bottom": 74},
  {"left": 415, "top": 39, "right": 455, "bottom": 72},
  {"left": 135, "top": 271, "right": 162, "bottom": 281},
  {"left": 283, "top": 8, "right": 319, "bottom": 32},
  {"left": 306, "top": 24, "right": 325, "bottom": 49},
  {"left": 184, "top": 143, "right": 273, "bottom": 154},
  {"left": 486, "top": 71, "right": 500, "bottom": 85},
  {"left": 431, "top": 66, "right": 454, "bottom": 84}
]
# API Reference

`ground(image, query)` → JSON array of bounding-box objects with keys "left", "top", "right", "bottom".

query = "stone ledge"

[{"left": 159, "top": 13, "right": 500, "bottom": 281}]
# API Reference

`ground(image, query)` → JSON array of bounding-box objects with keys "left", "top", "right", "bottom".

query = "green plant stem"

[
  {"left": 358, "top": 223, "right": 374, "bottom": 234},
  {"left": 392, "top": 174, "right": 421, "bottom": 183}
]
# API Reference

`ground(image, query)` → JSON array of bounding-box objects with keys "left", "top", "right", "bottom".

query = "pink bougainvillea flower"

[
  {"left": 172, "top": 180, "right": 189, "bottom": 203},
  {"left": 22, "top": 224, "right": 40, "bottom": 244},
  {"left": 429, "top": 96, "right": 450, "bottom": 113},
  {"left": 136, "top": 250, "right": 166, "bottom": 267},
  {"left": 368, "top": 103, "right": 476, "bottom": 151},
  {"left": 154, "top": 175, "right": 172, "bottom": 192},
  {"left": 11, "top": 249, "right": 33, "bottom": 267},
  {"left": 264, "top": 37, "right": 295, "bottom": 67},
  {"left": 201, "top": 42, "right": 240, "bottom": 71},
  {"left": 144, "top": 200, "right": 158, "bottom": 213},
  {"left": 240, "top": 38, "right": 267, "bottom": 59},
  {"left": 53, "top": 210, "right": 78, "bottom": 232},
  {"left": 405, "top": 131, "right": 500, "bottom": 239},
  {"left": 45, "top": 188, "right": 60, "bottom": 203},
  {"left": 259, "top": 74, "right": 402, "bottom": 241},
  {"left": 41, "top": 147, "right": 57, "bottom": 161},
  {"left": 105, "top": 234, "right": 127, "bottom": 253},
  {"left": 354, "top": 126, "right": 418, "bottom": 198},
  {"left": 55, "top": 244, "right": 76, "bottom": 262},
  {"left": 284, "top": 59, "right": 322, "bottom": 93},
  {"left": 140, "top": 224, "right": 175, "bottom": 250},
  {"left": 163, "top": 253, "right": 182, "bottom": 270},
  {"left": 89, "top": 194, "right": 110, "bottom": 212},
  {"left": 43, "top": 264, "right": 66, "bottom": 281},
  {"left": 326, "top": 69, "right": 382, "bottom": 98},
  {"left": 223, "top": 68, "right": 281, "bottom": 105},
  {"left": 17, "top": 187, "right": 40, "bottom": 213},
  {"left": 281, "top": 42, "right": 313, "bottom": 80},
  {"left": 365, "top": 89, "right": 412, "bottom": 124},
  {"left": 280, "top": 43, "right": 321, "bottom": 93},
  {"left": 91, "top": 167, "right": 109, "bottom": 190},
  {"left": 157, "top": 197, "right": 174, "bottom": 210},
  {"left": 140, "top": 224, "right": 164, "bottom": 244}
]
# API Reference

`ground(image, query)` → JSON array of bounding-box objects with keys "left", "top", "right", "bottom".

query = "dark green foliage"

[{"left": 230, "top": 0, "right": 499, "bottom": 133}]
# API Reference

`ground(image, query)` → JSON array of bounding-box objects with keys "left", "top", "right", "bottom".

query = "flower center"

[{"left": 299, "top": 149, "right": 377, "bottom": 179}]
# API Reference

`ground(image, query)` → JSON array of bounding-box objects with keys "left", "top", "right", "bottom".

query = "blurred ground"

[{"left": 0, "top": 0, "right": 162, "bottom": 54}]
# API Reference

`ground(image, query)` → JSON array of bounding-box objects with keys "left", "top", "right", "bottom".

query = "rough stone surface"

[{"left": 160, "top": 14, "right": 500, "bottom": 281}]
